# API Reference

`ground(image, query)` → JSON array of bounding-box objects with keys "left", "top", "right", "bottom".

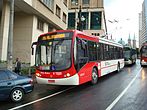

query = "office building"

[
  {"left": 139, "top": 0, "right": 147, "bottom": 48},
  {"left": 0, "top": 0, "right": 68, "bottom": 65},
  {"left": 68, "top": 0, "right": 107, "bottom": 37}
]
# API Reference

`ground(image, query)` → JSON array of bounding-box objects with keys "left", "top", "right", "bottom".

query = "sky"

[{"left": 104, "top": 0, "right": 144, "bottom": 47}]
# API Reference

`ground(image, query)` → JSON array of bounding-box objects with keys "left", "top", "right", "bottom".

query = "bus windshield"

[
  {"left": 35, "top": 38, "right": 72, "bottom": 71},
  {"left": 124, "top": 47, "right": 131, "bottom": 59},
  {"left": 141, "top": 46, "right": 147, "bottom": 57}
]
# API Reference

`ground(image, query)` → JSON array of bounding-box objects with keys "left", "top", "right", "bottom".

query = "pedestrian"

[{"left": 14, "top": 58, "right": 21, "bottom": 75}]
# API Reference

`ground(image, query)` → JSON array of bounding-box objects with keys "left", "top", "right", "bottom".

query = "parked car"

[{"left": 0, "top": 69, "right": 34, "bottom": 102}]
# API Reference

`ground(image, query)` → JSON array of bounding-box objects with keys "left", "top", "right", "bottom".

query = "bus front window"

[
  {"left": 36, "top": 39, "right": 72, "bottom": 71},
  {"left": 142, "top": 47, "right": 147, "bottom": 57}
]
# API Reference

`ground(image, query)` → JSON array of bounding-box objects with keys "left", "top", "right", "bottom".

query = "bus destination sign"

[{"left": 42, "top": 34, "right": 65, "bottom": 40}]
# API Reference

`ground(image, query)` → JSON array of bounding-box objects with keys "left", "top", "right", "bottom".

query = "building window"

[
  {"left": 81, "top": 12, "right": 89, "bottom": 30},
  {"left": 71, "top": 0, "right": 78, "bottom": 6},
  {"left": 90, "top": 12, "right": 102, "bottom": 30},
  {"left": 82, "top": 0, "right": 89, "bottom": 5},
  {"left": 63, "top": 0, "right": 67, "bottom": 6},
  {"left": 56, "top": 5, "right": 61, "bottom": 18},
  {"left": 37, "top": 19, "right": 44, "bottom": 31},
  {"left": 48, "top": 24, "right": 53, "bottom": 32},
  {"left": 63, "top": 12, "right": 67, "bottom": 23},
  {"left": 88, "top": 41, "right": 97, "bottom": 61},
  {"left": 68, "top": 13, "right": 75, "bottom": 29},
  {"left": 42, "top": 0, "right": 54, "bottom": 11}
]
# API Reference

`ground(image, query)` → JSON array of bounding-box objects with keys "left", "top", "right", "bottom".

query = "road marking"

[
  {"left": 106, "top": 68, "right": 142, "bottom": 110},
  {"left": 9, "top": 86, "right": 75, "bottom": 110}
]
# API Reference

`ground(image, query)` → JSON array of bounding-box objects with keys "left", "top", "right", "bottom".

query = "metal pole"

[
  {"left": 7, "top": 0, "right": 14, "bottom": 71},
  {"left": 77, "top": 5, "right": 82, "bottom": 31}
]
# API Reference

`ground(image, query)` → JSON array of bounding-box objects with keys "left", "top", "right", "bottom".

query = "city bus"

[
  {"left": 140, "top": 43, "right": 147, "bottom": 66},
  {"left": 31, "top": 30, "right": 124, "bottom": 85},
  {"left": 123, "top": 46, "right": 137, "bottom": 65}
]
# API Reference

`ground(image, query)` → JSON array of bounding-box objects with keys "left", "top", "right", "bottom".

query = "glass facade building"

[
  {"left": 139, "top": 0, "right": 147, "bottom": 48},
  {"left": 68, "top": 11, "right": 102, "bottom": 30}
]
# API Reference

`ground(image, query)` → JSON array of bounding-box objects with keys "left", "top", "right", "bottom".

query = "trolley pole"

[{"left": 7, "top": 0, "right": 14, "bottom": 71}]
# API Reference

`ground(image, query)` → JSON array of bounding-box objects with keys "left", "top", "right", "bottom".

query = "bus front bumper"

[
  {"left": 36, "top": 74, "right": 79, "bottom": 85},
  {"left": 125, "top": 60, "right": 132, "bottom": 65},
  {"left": 141, "top": 60, "right": 147, "bottom": 65}
]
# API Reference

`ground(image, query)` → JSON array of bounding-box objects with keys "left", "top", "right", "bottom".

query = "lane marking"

[
  {"left": 9, "top": 86, "right": 75, "bottom": 110},
  {"left": 105, "top": 68, "right": 142, "bottom": 110}
]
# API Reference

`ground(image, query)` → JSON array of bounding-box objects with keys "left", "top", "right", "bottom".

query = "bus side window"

[
  {"left": 88, "top": 41, "right": 97, "bottom": 61},
  {"left": 106, "top": 45, "right": 109, "bottom": 60},
  {"left": 114, "top": 46, "right": 117, "bottom": 59},
  {"left": 77, "top": 38, "right": 88, "bottom": 70},
  {"left": 109, "top": 45, "right": 113, "bottom": 60},
  {"left": 103, "top": 44, "right": 107, "bottom": 60},
  {"left": 100, "top": 43, "right": 104, "bottom": 60},
  {"left": 97, "top": 43, "right": 100, "bottom": 60}
]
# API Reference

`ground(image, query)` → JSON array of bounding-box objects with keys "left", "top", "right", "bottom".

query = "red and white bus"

[
  {"left": 140, "top": 43, "right": 147, "bottom": 66},
  {"left": 32, "top": 30, "right": 124, "bottom": 85}
]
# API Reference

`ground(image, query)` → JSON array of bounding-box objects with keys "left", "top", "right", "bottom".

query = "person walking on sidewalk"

[{"left": 14, "top": 58, "right": 21, "bottom": 75}]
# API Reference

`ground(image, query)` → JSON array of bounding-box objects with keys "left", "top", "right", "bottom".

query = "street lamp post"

[{"left": 77, "top": 5, "right": 82, "bottom": 31}]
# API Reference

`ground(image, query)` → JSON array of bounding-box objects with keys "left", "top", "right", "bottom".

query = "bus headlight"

[
  {"left": 64, "top": 73, "right": 70, "bottom": 77},
  {"left": 36, "top": 73, "right": 41, "bottom": 77},
  {"left": 66, "top": 73, "right": 70, "bottom": 77}
]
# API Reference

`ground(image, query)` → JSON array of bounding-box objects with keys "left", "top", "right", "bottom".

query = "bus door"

[{"left": 75, "top": 37, "right": 90, "bottom": 83}]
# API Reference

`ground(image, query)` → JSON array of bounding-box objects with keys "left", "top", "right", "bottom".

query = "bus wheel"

[
  {"left": 117, "top": 63, "right": 120, "bottom": 72},
  {"left": 91, "top": 68, "right": 98, "bottom": 85}
]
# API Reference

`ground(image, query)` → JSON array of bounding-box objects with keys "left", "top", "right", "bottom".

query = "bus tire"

[
  {"left": 117, "top": 63, "right": 120, "bottom": 72},
  {"left": 91, "top": 68, "right": 98, "bottom": 85}
]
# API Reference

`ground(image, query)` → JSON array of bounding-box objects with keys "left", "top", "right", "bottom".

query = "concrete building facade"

[
  {"left": 68, "top": 0, "right": 107, "bottom": 37},
  {"left": 0, "top": 0, "right": 68, "bottom": 65},
  {"left": 139, "top": 0, "right": 147, "bottom": 48}
]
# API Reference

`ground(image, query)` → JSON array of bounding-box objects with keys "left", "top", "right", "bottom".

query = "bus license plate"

[{"left": 48, "top": 80, "right": 55, "bottom": 83}]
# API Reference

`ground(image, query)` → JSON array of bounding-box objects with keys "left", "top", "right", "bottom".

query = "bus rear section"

[
  {"left": 140, "top": 44, "right": 147, "bottom": 66},
  {"left": 123, "top": 46, "right": 137, "bottom": 65}
]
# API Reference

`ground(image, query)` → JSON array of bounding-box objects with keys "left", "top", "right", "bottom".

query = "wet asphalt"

[{"left": 0, "top": 60, "right": 147, "bottom": 110}]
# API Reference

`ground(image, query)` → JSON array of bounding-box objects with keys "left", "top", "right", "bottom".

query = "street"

[{"left": 0, "top": 60, "right": 147, "bottom": 110}]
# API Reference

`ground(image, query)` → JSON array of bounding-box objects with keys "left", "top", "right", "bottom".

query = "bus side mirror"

[{"left": 31, "top": 42, "right": 37, "bottom": 55}]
